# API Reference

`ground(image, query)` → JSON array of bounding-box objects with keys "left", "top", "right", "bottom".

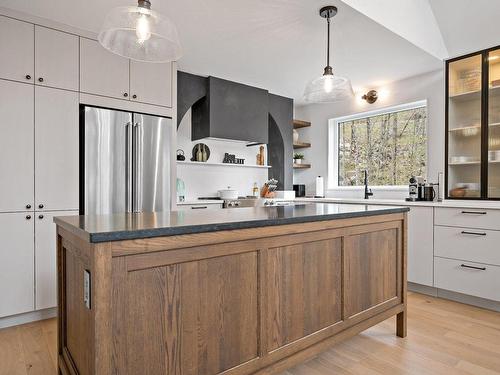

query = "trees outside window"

[{"left": 337, "top": 105, "right": 427, "bottom": 186}]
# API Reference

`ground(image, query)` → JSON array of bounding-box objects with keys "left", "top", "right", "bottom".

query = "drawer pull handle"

[
  {"left": 461, "top": 231, "right": 487, "bottom": 236},
  {"left": 461, "top": 211, "right": 487, "bottom": 215},
  {"left": 460, "top": 264, "right": 486, "bottom": 271},
  {"left": 191, "top": 206, "right": 208, "bottom": 209}
]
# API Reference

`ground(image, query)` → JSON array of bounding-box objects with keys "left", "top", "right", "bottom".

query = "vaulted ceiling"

[{"left": 1, "top": 0, "right": 496, "bottom": 102}]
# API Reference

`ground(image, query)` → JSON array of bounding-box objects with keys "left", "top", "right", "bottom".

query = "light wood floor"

[{"left": 1, "top": 292, "right": 499, "bottom": 375}]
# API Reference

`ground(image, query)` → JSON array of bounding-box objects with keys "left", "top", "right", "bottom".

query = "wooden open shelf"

[
  {"left": 293, "top": 120, "right": 311, "bottom": 129},
  {"left": 293, "top": 163, "right": 311, "bottom": 169},
  {"left": 293, "top": 142, "right": 311, "bottom": 149}
]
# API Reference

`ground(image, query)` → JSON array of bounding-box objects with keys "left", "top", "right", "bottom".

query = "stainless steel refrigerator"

[{"left": 82, "top": 106, "right": 172, "bottom": 215}]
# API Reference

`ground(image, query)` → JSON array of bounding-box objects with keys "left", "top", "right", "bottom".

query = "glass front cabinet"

[{"left": 446, "top": 47, "right": 500, "bottom": 199}]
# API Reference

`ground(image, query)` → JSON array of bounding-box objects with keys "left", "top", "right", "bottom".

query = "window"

[{"left": 329, "top": 101, "right": 427, "bottom": 188}]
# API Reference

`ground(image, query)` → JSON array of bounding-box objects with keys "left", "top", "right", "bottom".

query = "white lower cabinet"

[
  {"left": 407, "top": 206, "right": 434, "bottom": 286},
  {"left": 434, "top": 256, "right": 500, "bottom": 302},
  {"left": 435, "top": 207, "right": 500, "bottom": 230},
  {"left": 434, "top": 225, "right": 500, "bottom": 266},
  {"left": 35, "top": 210, "right": 78, "bottom": 310},
  {"left": 0, "top": 212, "right": 34, "bottom": 318}
]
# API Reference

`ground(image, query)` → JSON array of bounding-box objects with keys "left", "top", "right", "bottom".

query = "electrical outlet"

[{"left": 84, "top": 270, "right": 91, "bottom": 309}]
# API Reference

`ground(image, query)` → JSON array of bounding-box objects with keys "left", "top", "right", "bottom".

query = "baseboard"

[
  {"left": 437, "top": 289, "right": 500, "bottom": 312},
  {"left": 408, "top": 282, "right": 438, "bottom": 297},
  {"left": 409, "top": 283, "right": 500, "bottom": 312},
  {"left": 0, "top": 308, "right": 57, "bottom": 329}
]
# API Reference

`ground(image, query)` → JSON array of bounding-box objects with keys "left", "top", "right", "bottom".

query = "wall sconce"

[{"left": 362, "top": 90, "right": 378, "bottom": 104}]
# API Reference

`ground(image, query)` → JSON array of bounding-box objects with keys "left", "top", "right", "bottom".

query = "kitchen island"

[{"left": 54, "top": 203, "right": 408, "bottom": 375}]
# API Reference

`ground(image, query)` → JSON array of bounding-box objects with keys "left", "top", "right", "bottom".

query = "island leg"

[
  {"left": 397, "top": 213, "right": 408, "bottom": 338},
  {"left": 396, "top": 309, "right": 407, "bottom": 337}
]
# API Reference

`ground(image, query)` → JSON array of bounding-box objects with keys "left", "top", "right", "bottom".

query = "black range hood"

[{"left": 191, "top": 76, "right": 269, "bottom": 144}]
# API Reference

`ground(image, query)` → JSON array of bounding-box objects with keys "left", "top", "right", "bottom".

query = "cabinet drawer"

[
  {"left": 176, "top": 204, "right": 223, "bottom": 211},
  {"left": 435, "top": 207, "right": 500, "bottom": 230},
  {"left": 434, "top": 257, "right": 500, "bottom": 301},
  {"left": 434, "top": 226, "right": 500, "bottom": 266}
]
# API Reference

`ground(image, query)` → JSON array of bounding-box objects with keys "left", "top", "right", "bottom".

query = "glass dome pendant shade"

[
  {"left": 304, "top": 6, "right": 353, "bottom": 103},
  {"left": 98, "top": 0, "right": 182, "bottom": 63}
]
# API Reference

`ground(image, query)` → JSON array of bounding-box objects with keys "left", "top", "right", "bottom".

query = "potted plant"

[{"left": 293, "top": 153, "right": 304, "bottom": 164}]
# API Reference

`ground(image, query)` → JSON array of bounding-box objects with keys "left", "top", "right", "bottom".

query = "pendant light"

[
  {"left": 98, "top": 0, "right": 182, "bottom": 63},
  {"left": 303, "top": 6, "right": 353, "bottom": 103}
]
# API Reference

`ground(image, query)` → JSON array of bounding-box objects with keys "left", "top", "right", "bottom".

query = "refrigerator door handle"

[
  {"left": 125, "top": 122, "right": 133, "bottom": 212},
  {"left": 133, "top": 122, "right": 143, "bottom": 213}
]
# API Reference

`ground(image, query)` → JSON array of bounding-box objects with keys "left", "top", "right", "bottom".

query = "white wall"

[
  {"left": 294, "top": 69, "right": 445, "bottom": 199},
  {"left": 176, "top": 110, "right": 269, "bottom": 200}
]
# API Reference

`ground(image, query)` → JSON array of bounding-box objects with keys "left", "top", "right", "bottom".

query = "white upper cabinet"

[
  {"left": 0, "top": 80, "right": 34, "bottom": 212},
  {"left": 130, "top": 61, "right": 173, "bottom": 107},
  {"left": 0, "top": 212, "right": 34, "bottom": 318},
  {"left": 35, "top": 210, "right": 79, "bottom": 310},
  {"left": 0, "top": 16, "right": 34, "bottom": 84},
  {"left": 35, "top": 26, "right": 79, "bottom": 91},
  {"left": 80, "top": 37, "right": 130, "bottom": 99},
  {"left": 35, "top": 86, "right": 79, "bottom": 211}
]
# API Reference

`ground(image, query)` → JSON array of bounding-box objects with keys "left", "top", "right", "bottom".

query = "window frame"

[{"left": 328, "top": 100, "right": 428, "bottom": 190}]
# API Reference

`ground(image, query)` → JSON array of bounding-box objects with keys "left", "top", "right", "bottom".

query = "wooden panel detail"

[
  {"left": 267, "top": 238, "right": 342, "bottom": 352},
  {"left": 64, "top": 247, "right": 93, "bottom": 375},
  {"left": 114, "top": 252, "right": 259, "bottom": 375},
  {"left": 344, "top": 228, "right": 399, "bottom": 318}
]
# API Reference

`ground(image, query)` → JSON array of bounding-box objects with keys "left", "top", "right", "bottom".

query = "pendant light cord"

[{"left": 326, "top": 17, "right": 331, "bottom": 68}]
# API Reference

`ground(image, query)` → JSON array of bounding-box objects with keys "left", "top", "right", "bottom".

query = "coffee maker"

[
  {"left": 406, "top": 177, "right": 418, "bottom": 201},
  {"left": 406, "top": 176, "right": 437, "bottom": 202}
]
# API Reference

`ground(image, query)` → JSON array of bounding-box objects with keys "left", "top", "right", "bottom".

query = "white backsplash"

[{"left": 176, "top": 110, "right": 269, "bottom": 200}]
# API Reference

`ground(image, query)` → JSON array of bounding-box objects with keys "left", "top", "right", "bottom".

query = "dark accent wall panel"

[
  {"left": 177, "top": 71, "right": 207, "bottom": 128},
  {"left": 268, "top": 94, "right": 293, "bottom": 190}
]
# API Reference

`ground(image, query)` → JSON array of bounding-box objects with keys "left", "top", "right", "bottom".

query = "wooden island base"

[{"left": 56, "top": 212, "right": 407, "bottom": 375}]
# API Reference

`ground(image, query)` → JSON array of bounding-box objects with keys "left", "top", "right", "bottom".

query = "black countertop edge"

[{"left": 74, "top": 206, "right": 409, "bottom": 243}]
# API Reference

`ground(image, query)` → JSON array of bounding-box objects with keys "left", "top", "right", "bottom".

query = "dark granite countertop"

[{"left": 53, "top": 203, "right": 409, "bottom": 243}]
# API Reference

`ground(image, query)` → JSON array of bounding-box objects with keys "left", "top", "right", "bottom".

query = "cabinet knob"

[
  {"left": 25, "top": 74, "right": 31, "bottom": 80},
  {"left": 38, "top": 204, "right": 44, "bottom": 209},
  {"left": 38, "top": 77, "right": 44, "bottom": 83},
  {"left": 38, "top": 214, "right": 44, "bottom": 219},
  {"left": 123, "top": 93, "right": 128, "bottom": 98},
  {"left": 26, "top": 215, "right": 32, "bottom": 220},
  {"left": 26, "top": 204, "right": 32, "bottom": 209},
  {"left": 132, "top": 94, "right": 137, "bottom": 99}
]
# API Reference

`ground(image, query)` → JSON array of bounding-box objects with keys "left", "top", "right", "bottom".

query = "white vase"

[
  {"left": 293, "top": 129, "right": 299, "bottom": 143},
  {"left": 294, "top": 158, "right": 302, "bottom": 164}
]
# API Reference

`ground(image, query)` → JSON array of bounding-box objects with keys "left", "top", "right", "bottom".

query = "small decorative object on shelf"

[
  {"left": 293, "top": 152, "right": 304, "bottom": 164},
  {"left": 223, "top": 153, "right": 245, "bottom": 164},
  {"left": 293, "top": 129, "right": 299, "bottom": 143},
  {"left": 176, "top": 149, "right": 186, "bottom": 161},
  {"left": 191, "top": 143, "right": 210, "bottom": 162},
  {"left": 256, "top": 145, "right": 265, "bottom": 166}
]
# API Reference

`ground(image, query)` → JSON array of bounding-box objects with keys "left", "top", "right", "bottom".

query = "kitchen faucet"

[{"left": 364, "top": 170, "right": 373, "bottom": 199}]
